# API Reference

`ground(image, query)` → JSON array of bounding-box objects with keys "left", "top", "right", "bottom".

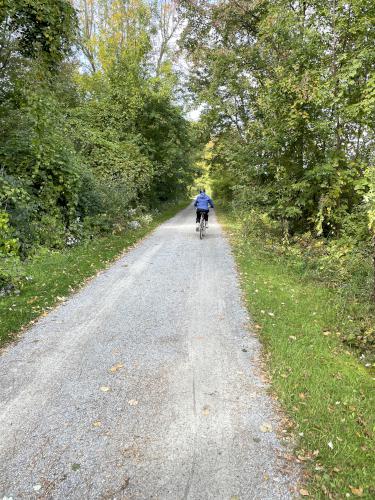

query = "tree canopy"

[{"left": 1, "top": 0, "right": 195, "bottom": 288}]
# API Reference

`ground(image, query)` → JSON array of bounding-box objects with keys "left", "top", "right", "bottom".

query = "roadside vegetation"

[
  {"left": 1, "top": 0, "right": 197, "bottom": 299},
  {"left": 0, "top": 201, "right": 188, "bottom": 346},
  {"left": 180, "top": 0, "right": 375, "bottom": 305},
  {"left": 219, "top": 209, "right": 374, "bottom": 499}
]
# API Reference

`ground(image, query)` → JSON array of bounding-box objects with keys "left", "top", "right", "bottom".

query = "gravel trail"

[{"left": 0, "top": 205, "right": 298, "bottom": 499}]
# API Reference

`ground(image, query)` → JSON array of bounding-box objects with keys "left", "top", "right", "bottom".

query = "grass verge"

[
  {"left": 0, "top": 201, "right": 189, "bottom": 347},
  {"left": 218, "top": 210, "right": 375, "bottom": 499}
]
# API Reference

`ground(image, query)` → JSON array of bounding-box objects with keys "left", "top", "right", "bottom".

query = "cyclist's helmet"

[{"left": 199, "top": 188, "right": 206, "bottom": 193}]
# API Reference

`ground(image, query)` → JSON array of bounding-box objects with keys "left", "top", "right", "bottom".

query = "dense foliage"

[
  {"left": 180, "top": 0, "right": 375, "bottom": 291},
  {"left": 0, "top": 0, "right": 194, "bottom": 291}
]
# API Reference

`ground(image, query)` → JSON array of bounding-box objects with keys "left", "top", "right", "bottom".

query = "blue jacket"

[{"left": 194, "top": 193, "right": 214, "bottom": 210}]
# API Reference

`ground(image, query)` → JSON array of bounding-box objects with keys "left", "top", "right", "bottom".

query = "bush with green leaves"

[{"left": 0, "top": 211, "right": 24, "bottom": 292}]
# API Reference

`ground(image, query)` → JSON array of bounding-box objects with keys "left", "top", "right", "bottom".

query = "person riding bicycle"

[{"left": 194, "top": 189, "right": 214, "bottom": 231}]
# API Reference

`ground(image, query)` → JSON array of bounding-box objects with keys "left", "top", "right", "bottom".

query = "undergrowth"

[{"left": 219, "top": 209, "right": 375, "bottom": 499}]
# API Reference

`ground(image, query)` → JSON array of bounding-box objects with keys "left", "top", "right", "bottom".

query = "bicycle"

[{"left": 199, "top": 212, "right": 207, "bottom": 239}]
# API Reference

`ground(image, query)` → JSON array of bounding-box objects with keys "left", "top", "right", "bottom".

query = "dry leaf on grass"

[
  {"left": 299, "top": 488, "right": 309, "bottom": 496},
  {"left": 349, "top": 486, "right": 364, "bottom": 497}
]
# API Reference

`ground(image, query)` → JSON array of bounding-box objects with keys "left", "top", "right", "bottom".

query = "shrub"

[{"left": 0, "top": 211, "right": 24, "bottom": 293}]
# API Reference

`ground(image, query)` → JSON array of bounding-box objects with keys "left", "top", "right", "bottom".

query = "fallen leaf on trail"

[
  {"left": 110, "top": 362, "right": 124, "bottom": 373},
  {"left": 128, "top": 399, "right": 138, "bottom": 406},
  {"left": 260, "top": 423, "right": 273, "bottom": 433},
  {"left": 71, "top": 463, "right": 81, "bottom": 471},
  {"left": 254, "top": 324, "right": 262, "bottom": 330},
  {"left": 202, "top": 405, "right": 210, "bottom": 416},
  {"left": 350, "top": 486, "right": 364, "bottom": 497},
  {"left": 92, "top": 421, "right": 102, "bottom": 427},
  {"left": 100, "top": 386, "right": 110, "bottom": 392},
  {"left": 299, "top": 488, "right": 309, "bottom": 496},
  {"left": 33, "top": 484, "right": 42, "bottom": 492}
]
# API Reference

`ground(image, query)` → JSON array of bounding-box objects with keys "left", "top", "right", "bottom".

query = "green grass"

[
  {"left": 0, "top": 201, "right": 189, "bottom": 346},
  {"left": 218, "top": 211, "right": 375, "bottom": 499}
]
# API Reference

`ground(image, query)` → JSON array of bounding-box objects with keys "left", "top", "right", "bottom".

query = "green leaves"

[
  {"left": 181, "top": 0, "right": 375, "bottom": 241},
  {"left": 1, "top": 0, "right": 77, "bottom": 67},
  {"left": 0, "top": 0, "right": 195, "bottom": 274}
]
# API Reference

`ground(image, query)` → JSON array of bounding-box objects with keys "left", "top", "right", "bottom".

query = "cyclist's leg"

[
  {"left": 196, "top": 209, "right": 201, "bottom": 231},
  {"left": 204, "top": 210, "right": 209, "bottom": 227}
]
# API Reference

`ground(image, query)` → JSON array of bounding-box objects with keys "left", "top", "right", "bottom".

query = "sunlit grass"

[{"left": 219, "top": 211, "right": 375, "bottom": 499}]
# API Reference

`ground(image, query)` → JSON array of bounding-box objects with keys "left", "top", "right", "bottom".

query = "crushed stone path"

[{"left": 0, "top": 205, "right": 298, "bottom": 499}]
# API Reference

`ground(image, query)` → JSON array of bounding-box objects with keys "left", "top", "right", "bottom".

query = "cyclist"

[{"left": 194, "top": 189, "right": 214, "bottom": 231}]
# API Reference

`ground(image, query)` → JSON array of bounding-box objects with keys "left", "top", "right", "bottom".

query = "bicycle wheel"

[{"left": 199, "top": 215, "right": 204, "bottom": 239}]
